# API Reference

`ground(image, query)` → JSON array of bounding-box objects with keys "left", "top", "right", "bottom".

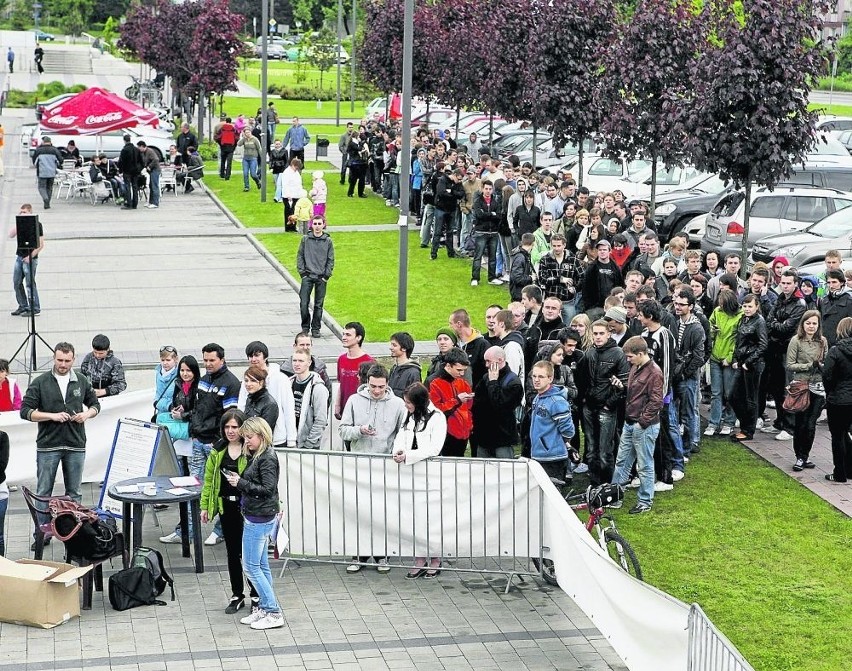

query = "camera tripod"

[{"left": 10, "top": 251, "right": 53, "bottom": 379}]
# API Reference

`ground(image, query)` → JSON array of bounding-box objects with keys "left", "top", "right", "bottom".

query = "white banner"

[
  {"left": 0, "top": 389, "right": 157, "bottom": 484},
  {"left": 276, "top": 450, "right": 691, "bottom": 671}
]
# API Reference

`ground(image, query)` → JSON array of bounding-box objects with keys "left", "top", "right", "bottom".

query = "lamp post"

[
  {"left": 335, "top": 0, "right": 343, "bottom": 125},
  {"left": 260, "top": 0, "right": 269, "bottom": 202},
  {"left": 397, "top": 0, "right": 414, "bottom": 321},
  {"left": 350, "top": 0, "right": 356, "bottom": 113}
]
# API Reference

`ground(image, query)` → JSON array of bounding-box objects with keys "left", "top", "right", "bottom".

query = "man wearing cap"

[
  {"left": 605, "top": 306, "right": 630, "bottom": 346},
  {"left": 31, "top": 136, "right": 62, "bottom": 209},
  {"left": 583, "top": 239, "right": 624, "bottom": 310}
]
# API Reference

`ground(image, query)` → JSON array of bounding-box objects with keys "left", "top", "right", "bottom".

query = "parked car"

[
  {"left": 551, "top": 154, "right": 651, "bottom": 194},
  {"left": 34, "top": 30, "right": 55, "bottom": 42},
  {"left": 612, "top": 164, "right": 712, "bottom": 201},
  {"left": 29, "top": 125, "right": 174, "bottom": 161},
  {"left": 287, "top": 45, "right": 349, "bottom": 64},
  {"left": 701, "top": 185, "right": 852, "bottom": 255},
  {"left": 254, "top": 44, "right": 287, "bottom": 59},
  {"left": 681, "top": 212, "right": 708, "bottom": 247},
  {"left": 749, "top": 206, "right": 852, "bottom": 270},
  {"left": 817, "top": 115, "right": 852, "bottom": 132}
]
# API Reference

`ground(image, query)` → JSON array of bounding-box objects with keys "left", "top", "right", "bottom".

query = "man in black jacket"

[
  {"left": 431, "top": 168, "right": 465, "bottom": 260},
  {"left": 672, "top": 288, "right": 706, "bottom": 459},
  {"left": 471, "top": 180, "right": 502, "bottom": 286},
  {"left": 820, "top": 269, "right": 852, "bottom": 346},
  {"left": 509, "top": 233, "right": 535, "bottom": 301},
  {"left": 472, "top": 346, "right": 524, "bottom": 459},
  {"left": 117, "top": 134, "right": 143, "bottom": 209},
  {"left": 575, "top": 320, "right": 629, "bottom": 486},
  {"left": 761, "top": 270, "right": 806, "bottom": 438},
  {"left": 583, "top": 240, "right": 623, "bottom": 310}
]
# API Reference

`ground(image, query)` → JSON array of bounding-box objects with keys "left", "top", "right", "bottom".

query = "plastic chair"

[
  {"left": 20, "top": 486, "right": 66, "bottom": 560},
  {"left": 160, "top": 166, "right": 178, "bottom": 196}
]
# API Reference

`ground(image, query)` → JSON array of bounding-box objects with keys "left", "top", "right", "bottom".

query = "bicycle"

[{"left": 535, "top": 482, "right": 643, "bottom": 585}]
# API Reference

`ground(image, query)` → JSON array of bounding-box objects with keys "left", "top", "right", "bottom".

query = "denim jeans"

[
  {"left": 477, "top": 445, "right": 514, "bottom": 459},
  {"left": 420, "top": 204, "right": 435, "bottom": 244},
  {"left": 460, "top": 212, "right": 473, "bottom": 249},
  {"left": 431, "top": 208, "right": 455, "bottom": 257},
  {"left": 35, "top": 450, "right": 85, "bottom": 533},
  {"left": 612, "top": 422, "right": 660, "bottom": 507},
  {"left": 242, "top": 157, "right": 259, "bottom": 189},
  {"left": 149, "top": 169, "right": 160, "bottom": 206},
  {"left": 243, "top": 518, "right": 280, "bottom": 614},
  {"left": 37, "top": 177, "right": 54, "bottom": 205},
  {"left": 0, "top": 496, "right": 7, "bottom": 556},
  {"left": 472, "top": 233, "right": 498, "bottom": 282},
  {"left": 495, "top": 234, "right": 507, "bottom": 275},
  {"left": 667, "top": 400, "right": 686, "bottom": 471},
  {"left": 709, "top": 361, "right": 736, "bottom": 428},
  {"left": 560, "top": 296, "right": 579, "bottom": 325},
  {"left": 582, "top": 406, "right": 619, "bottom": 485},
  {"left": 13, "top": 255, "right": 39, "bottom": 311},
  {"left": 299, "top": 275, "right": 328, "bottom": 332},
  {"left": 675, "top": 376, "right": 700, "bottom": 454},
  {"left": 388, "top": 173, "right": 399, "bottom": 204}
]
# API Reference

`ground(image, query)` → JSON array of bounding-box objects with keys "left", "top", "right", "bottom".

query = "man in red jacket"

[{"left": 428, "top": 348, "right": 474, "bottom": 457}]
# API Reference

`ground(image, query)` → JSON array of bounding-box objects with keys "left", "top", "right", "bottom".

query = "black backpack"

[
  {"left": 132, "top": 546, "right": 175, "bottom": 600},
  {"left": 109, "top": 567, "right": 166, "bottom": 611}
]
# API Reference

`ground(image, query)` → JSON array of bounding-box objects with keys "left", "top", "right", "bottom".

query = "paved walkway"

[{"left": 0, "top": 115, "right": 626, "bottom": 670}]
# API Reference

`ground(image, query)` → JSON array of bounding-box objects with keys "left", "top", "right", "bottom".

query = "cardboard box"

[{"left": 0, "top": 556, "right": 92, "bottom": 628}]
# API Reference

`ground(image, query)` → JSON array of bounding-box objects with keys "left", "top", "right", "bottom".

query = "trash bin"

[{"left": 316, "top": 136, "right": 329, "bottom": 160}]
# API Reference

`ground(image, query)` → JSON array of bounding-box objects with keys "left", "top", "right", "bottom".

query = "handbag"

[
  {"left": 108, "top": 567, "right": 166, "bottom": 611},
  {"left": 782, "top": 380, "right": 810, "bottom": 413},
  {"left": 155, "top": 411, "right": 190, "bottom": 442},
  {"left": 151, "top": 384, "right": 172, "bottom": 422}
]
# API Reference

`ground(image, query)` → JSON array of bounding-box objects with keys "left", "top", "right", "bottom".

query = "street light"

[{"left": 397, "top": 0, "right": 413, "bottom": 321}]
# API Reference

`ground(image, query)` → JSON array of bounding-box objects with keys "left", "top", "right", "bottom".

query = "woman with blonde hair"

[
  {"left": 786, "top": 310, "right": 828, "bottom": 471},
  {"left": 223, "top": 417, "right": 283, "bottom": 630},
  {"left": 569, "top": 314, "right": 593, "bottom": 352}
]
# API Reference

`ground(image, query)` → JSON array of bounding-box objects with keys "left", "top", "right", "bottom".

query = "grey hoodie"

[
  {"left": 338, "top": 384, "right": 406, "bottom": 454},
  {"left": 294, "top": 371, "right": 330, "bottom": 449},
  {"left": 297, "top": 231, "right": 335, "bottom": 280}
]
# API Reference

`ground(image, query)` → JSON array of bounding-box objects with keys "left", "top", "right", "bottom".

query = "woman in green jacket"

[
  {"left": 705, "top": 289, "right": 743, "bottom": 437},
  {"left": 200, "top": 409, "right": 257, "bottom": 614}
]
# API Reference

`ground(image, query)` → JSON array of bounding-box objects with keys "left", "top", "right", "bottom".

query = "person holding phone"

[{"left": 200, "top": 409, "right": 257, "bottom": 614}]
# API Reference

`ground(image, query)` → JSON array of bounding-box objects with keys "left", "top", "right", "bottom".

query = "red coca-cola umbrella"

[{"left": 40, "top": 87, "right": 159, "bottom": 134}]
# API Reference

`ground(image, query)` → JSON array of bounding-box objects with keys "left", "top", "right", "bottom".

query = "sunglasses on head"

[{"left": 160, "top": 345, "right": 177, "bottom": 355}]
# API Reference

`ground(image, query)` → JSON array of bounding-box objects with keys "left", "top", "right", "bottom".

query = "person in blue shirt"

[
  {"left": 282, "top": 117, "right": 311, "bottom": 165},
  {"left": 529, "top": 360, "right": 575, "bottom": 482}
]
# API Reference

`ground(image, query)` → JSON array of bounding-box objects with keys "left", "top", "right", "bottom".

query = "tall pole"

[
  {"left": 260, "top": 0, "right": 269, "bottom": 202},
  {"left": 335, "top": 0, "right": 343, "bottom": 125},
  {"left": 397, "top": 0, "right": 413, "bottom": 322},
  {"left": 350, "top": 0, "right": 356, "bottom": 113}
]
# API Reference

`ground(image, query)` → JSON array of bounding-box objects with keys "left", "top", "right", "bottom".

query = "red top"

[{"left": 337, "top": 353, "right": 374, "bottom": 413}]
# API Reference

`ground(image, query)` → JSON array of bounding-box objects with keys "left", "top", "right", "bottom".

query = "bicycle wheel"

[
  {"left": 603, "top": 528, "right": 643, "bottom": 581},
  {"left": 531, "top": 557, "right": 559, "bottom": 586}
]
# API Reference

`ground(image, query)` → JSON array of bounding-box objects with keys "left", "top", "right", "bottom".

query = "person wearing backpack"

[
  {"left": 214, "top": 116, "right": 237, "bottom": 180},
  {"left": 200, "top": 409, "right": 259, "bottom": 614},
  {"left": 223, "top": 417, "right": 283, "bottom": 630}
]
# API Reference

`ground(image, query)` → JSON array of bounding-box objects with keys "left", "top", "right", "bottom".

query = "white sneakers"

[
  {"left": 250, "top": 611, "right": 284, "bottom": 630},
  {"left": 159, "top": 532, "right": 181, "bottom": 544},
  {"left": 470, "top": 279, "right": 479, "bottom": 286},
  {"left": 488, "top": 278, "right": 504, "bottom": 285},
  {"left": 719, "top": 425, "right": 733, "bottom": 436},
  {"left": 654, "top": 481, "right": 674, "bottom": 492},
  {"left": 775, "top": 430, "right": 793, "bottom": 441},
  {"left": 204, "top": 531, "right": 224, "bottom": 546},
  {"left": 376, "top": 558, "right": 391, "bottom": 573},
  {"left": 671, "top": 469, "right": 685, "bottom": 482},
  {"left": 703, "top": 425, "right": 717, "bottom": 436},
  {"left": 145, "top": 203, "right": 158, "bottom": 209},
  {"left": 625, "top": 477, "right": 640, "bottom": 489}
]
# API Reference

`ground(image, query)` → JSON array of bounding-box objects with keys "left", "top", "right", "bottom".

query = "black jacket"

[
  {"left": 0, "top": 431, "right": 9, "bottom": 488},
  {"left": 823, "top": 337, "right": 852, "bottom": 405},
  {"left": 820, "top": 288, "right": 852, "bottom": 347},
  {"left": 733, "top": 314, "right": 767, "bottom": 370},
  {"left": 674, "top": 316, "right": 706, "bottom": 380},
  {"left": 509, "top": 246, "right": 534, "bottom": 301},
  {"left": 388, "top": 361, "right": 422, "bottom": 398},
  {"left": 472, "top": 367, "right": 524, "bottom": 448},
  {"left": 461, "top": 335, "right": 489, "bottom": 389},
  {"left": 237, "top": 449, "right": 280, "bottom": 517},
  {"left": 583, "top": 260, "right": 623, "bottom": 310},
  {"left": 514, "top": 204, "right": 541, "bottom": 237},
  {"left": 539, "top": 317, "right": 565, "bottom": 342},
  {"left": 171, "top": 380, "right": 198, "bottom": 422},
  {"left": 767, "top": 292, "right": 806, "bottom": 349},
  {"left": 244, "top": 387, "right": 279, "bottom": 432},
  {"left": 191, "top": 365, "right": 241, "bottom": 443},
  {"left": 434, "top": 174, "right": 464, "bottom": 211},
  {"left": 118, "top": 142, "right": 143, "bottom": 176},
  {"left": 269, "top": 147, "right": 289, "bottom": 173},
  {"left": 576, "top": 340, "right": 629, "bottom": 411},
  {"left": 472, "top": 192, "right": 502, "bottom": 234}
]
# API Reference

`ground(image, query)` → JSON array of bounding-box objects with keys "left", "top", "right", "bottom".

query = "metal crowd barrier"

[
  {"left": 276, "top": 449, "right": 546, "bottom": 592},
  {"left": 687, "top": 604, "right": 755, "bottom": 671}
]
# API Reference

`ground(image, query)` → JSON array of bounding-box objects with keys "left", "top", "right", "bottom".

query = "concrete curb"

[{"left": 204, "top": 185, "right": 346, "bottom": 341}]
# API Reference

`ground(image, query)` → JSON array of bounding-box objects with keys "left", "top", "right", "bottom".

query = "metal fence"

[
  {"left": 687, "top": 603, "right": 755, "bottom": 671},
  {"left": 276, "top": 448, "right": 546, "bottom": 591}
]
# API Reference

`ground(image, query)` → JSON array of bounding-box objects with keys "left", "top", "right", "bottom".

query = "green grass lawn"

[
  {"left": 221, "top": 95, "right": 366, "bottom": 121},
  {"left": 612, "top": 437, "right": 852, "bottom": 671},
  {"left": 255, "top": 230, "right": 508, "bottom": 340},
  {"left": 207, "top": 160, "right": 396, "bottom": 228},
  {"left": 809, "top": 101, "right": 852, "bottom": 117}
]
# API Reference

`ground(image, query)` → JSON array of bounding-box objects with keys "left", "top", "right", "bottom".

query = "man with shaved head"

[{"left": 471, "top": 346, "right": 524, "bottom": 459}]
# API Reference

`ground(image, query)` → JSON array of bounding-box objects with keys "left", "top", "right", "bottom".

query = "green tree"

[
  {"left": 304, "top": 26, "right": 337, "bottom": 88},
  {"left": 10, "top": 0, "right": 30, "bottom": 30},
  {"left": 51, "top": 0, "right": 93, "bottom": 36}
]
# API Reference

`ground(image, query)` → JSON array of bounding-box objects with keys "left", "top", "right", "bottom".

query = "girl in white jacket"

[{"left": 392, "top": 382, "right": 447, "bottom": 578}]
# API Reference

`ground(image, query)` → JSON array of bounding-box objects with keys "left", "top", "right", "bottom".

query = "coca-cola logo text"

[
  {"left": 45, "top": 114, "right": 77, "bottom": 126},
  {"left": 86, "top": 112, "right": 123, "bottom": 124}
]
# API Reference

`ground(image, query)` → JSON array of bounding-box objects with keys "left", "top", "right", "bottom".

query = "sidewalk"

[{"left": 0, "top": 116, "right": 626, "bottom": 671}]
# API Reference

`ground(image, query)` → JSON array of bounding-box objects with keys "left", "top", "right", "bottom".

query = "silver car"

[
  {"left": 701, "top": 185, "right": 852, "bottom": 255},
  {"left": 749, "top": 206, "right": 852, "bottom": 269}
]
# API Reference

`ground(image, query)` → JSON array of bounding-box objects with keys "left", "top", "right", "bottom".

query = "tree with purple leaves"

[
  {"left": 599, "top": 0, "right": 708, "bottom": 213},
  {"left": 681, "top": 0, "right": 832, "bottom": 271},
  {"left": 119, "top": 0, "right": 245, "bottom": 138}
]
